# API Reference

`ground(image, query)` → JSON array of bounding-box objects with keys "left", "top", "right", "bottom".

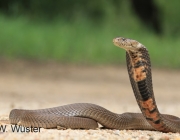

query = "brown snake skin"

[{"left": 9, "top": 37, "right": 180, "bottom": 133}]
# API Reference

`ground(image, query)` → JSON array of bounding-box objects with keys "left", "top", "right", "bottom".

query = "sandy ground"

[{"left": 0, "top": 60, "right": 180, "bottom": 140}]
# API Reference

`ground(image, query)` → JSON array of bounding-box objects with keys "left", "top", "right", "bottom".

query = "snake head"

[{"left": 113, "top": 37, "right": 142, "bottom": 51}]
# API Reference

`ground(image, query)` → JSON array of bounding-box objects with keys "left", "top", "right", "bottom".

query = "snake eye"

[{"left": 122, "top": 38, "right": 126, "bottom": 41}]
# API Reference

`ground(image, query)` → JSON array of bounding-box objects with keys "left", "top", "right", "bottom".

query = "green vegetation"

[{"left": 0, "top": 0, "right": 180, "bottom": 68}]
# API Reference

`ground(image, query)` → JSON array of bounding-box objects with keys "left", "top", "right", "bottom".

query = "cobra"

[{"left": 9, "top": 37, "right": 180, "bottom": 133}]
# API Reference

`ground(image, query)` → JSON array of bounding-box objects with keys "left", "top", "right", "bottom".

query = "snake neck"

[{"left": 126, "top": 47, "right": 174, "bottom": 132}]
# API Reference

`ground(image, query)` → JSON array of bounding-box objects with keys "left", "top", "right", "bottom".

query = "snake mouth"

[{"left": 113, "top": 38, "right": 118, "bottom": 45}]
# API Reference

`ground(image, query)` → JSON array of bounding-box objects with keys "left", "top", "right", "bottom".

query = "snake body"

[{"left": 9, "top": 37, "right": 180, "bottom": 133}]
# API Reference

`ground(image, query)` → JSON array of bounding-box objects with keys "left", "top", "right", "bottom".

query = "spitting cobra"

[{"left": 9, "top": 37, "right": 180, "bottom": 133}]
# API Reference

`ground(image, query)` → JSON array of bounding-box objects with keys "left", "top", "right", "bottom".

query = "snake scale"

[{"left": 9, "top": 37, "right": 180, "bottom": 133}]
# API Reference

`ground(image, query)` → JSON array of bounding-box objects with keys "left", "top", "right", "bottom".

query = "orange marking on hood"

[
  {"left": 134, "top": 66, "right": 146, "bottom": 81},
  {"left": 140, "top": 98, "right": 155, "bottom": 111}
]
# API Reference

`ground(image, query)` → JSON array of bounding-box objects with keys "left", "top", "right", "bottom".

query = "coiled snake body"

[{"left": 9, "top": 37, "right": 180, "bottom": 133}]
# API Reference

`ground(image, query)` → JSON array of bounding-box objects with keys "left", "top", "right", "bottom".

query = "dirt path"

[{"left": 0, "top": 61, "right": 180, "bottom": 139}]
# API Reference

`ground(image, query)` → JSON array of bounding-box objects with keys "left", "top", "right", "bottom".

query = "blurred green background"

[{"left": 0, "top": 0, "right": 180, "bottom": 68}]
